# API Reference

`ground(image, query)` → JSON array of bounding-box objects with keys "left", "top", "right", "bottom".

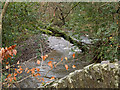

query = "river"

[{"left": 17, "top": 34, "right": 90, "bottom": 88}]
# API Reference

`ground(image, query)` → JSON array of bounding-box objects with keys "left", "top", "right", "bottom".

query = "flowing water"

[{"left": 18, "top": 34, "right": 90, "bottom": 88}]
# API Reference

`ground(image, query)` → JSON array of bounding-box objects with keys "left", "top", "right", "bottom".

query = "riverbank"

[{"left": 15, "top": 34, "right": 52, "bottom": 63}]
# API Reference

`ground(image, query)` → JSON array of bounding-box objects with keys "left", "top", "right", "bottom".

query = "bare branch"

[{"left": 1, "top": 1, "right": 9, "bottom": 18}]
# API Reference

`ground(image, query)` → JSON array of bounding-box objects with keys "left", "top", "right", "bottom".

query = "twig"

[
  {"left": 64, "top": 2, "right": 80, "bottom": 19},
  {"left": 39, "top": 43, "right": 44, "bottom": 69},
  {"left": 17, "top": 74, "right": 32, "bottom": 83},
  {"left": 45, "top": 57, "right": 65, "bottom": 77},
  {"left": 0, "top": 56, "right": 38, "bottom": 71}
]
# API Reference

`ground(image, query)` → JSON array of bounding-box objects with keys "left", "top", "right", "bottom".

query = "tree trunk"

[{"left": 0, "top": 1, "right": 9, "bottom": 48}]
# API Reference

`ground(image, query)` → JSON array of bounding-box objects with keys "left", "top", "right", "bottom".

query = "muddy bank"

[{"left": 15, "top": 34, "right": 52, "bottom": 63}]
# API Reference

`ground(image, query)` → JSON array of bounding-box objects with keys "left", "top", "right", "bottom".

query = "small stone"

[
  {"left": 109, "top": 63, "right": 115, "bottom": 68},
  {"left": 89, "top": 75, "right": 92, "bottom": 79},
  {"left": 101, "top": 60, "right": 110, "bottom": 64}
]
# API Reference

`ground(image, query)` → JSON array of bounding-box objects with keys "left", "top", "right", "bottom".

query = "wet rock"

[{"left": 45, "top": 62, "right": 119, "bottom": 88}]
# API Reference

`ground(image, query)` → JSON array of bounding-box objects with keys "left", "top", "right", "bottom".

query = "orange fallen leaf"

[
  {"left": 31, "top": 68, "right": 35, "bottom": 71},
  {"left": 41, "top": 78, "right": 45, "bottom": 81},
  {"left": 51, "top": 58, "right": 54, "bottom": 60},
  {"left": 27, "top": 70, "right": 30, "bottom": 73},
  {"left": 72, "top": 65, "right": 76, "bottom": 68},
  {"left": 13, "top": 77, "right": 16, "bottom": 81},
  {"left": 5, "top": 78, "right": 7, "bottom": 81},
  {"left": 36, "top": 68, "right": 40, "bottom": 72},
  {"left": 65, "top": 64, "right": 68, "bottom": 70},
  {"left": 14, "top": 73, "right": 17, "bottom": 77},
  {"left": 65, "top": 57, "right": 68, "bottom": 61},
  {"left": 50, "top": 76, "right": 55, "bottom": 80},
  {"left": 72, "top": 53, "right": 75, "bottom": 58},
  {"left": 25, "top": 68, "right": 28, "bottom": 72},
  {"left": 9, "top": 78, "right": 13, "bottom": 82},
  {"left": 37, "top": 73, "right": 41, "bottom": 76},
  {"left": 41, "top": 55, "right": 48, "bottom": 60},
  {"left": 61, "top": 57, "right": 63, "bottom": 61},
  {"left": 17, "top": 70, "right": 20, "bottom": 74},
  {"left": 31, "top": 68, "right": 35, "bottom": 74},
  {"left": 6, "top": 62, "right": 9, "bottom": 64},
  {"left": 48, "top": 61, "right": 53, "bottom": 69},
  {"left": 37, "top": 60, "right": 40, "bottom": 64},
  {"left": 19, "top": 67, "right": 23, "bottom": 71},
  {"left": 7, "top": 74, "right": 11, "bottom": 78},
  {"left": 19, "top": 71, "right": 23, "bottom": 74},
  {"left": 31, "top": 71, "right": 35, "bottom": 74}
]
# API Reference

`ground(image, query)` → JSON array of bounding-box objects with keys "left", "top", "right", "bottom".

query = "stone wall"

[{"left": 45, "top": 61, "right": 119, "bottom": 88}]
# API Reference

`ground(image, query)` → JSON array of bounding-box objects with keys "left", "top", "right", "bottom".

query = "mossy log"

[{"left": 37, "top": 26, "right": 88, "bottom": 52}]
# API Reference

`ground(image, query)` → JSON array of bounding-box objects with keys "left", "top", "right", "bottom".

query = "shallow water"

[{"left": 18, "top": 35, "right": 90, "bottom": 88}]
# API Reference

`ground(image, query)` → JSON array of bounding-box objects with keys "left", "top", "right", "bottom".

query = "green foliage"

[
  {"left": 2, "top": 2, "right": 41, "bottom": 47},
  {"left": 63, "top": 2, "right": 118, "bottom": 62}
]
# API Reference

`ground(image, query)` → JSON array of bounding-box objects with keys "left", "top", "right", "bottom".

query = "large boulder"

[{"left": 45, "top": 61, "right": 119, "bottom": 88}]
